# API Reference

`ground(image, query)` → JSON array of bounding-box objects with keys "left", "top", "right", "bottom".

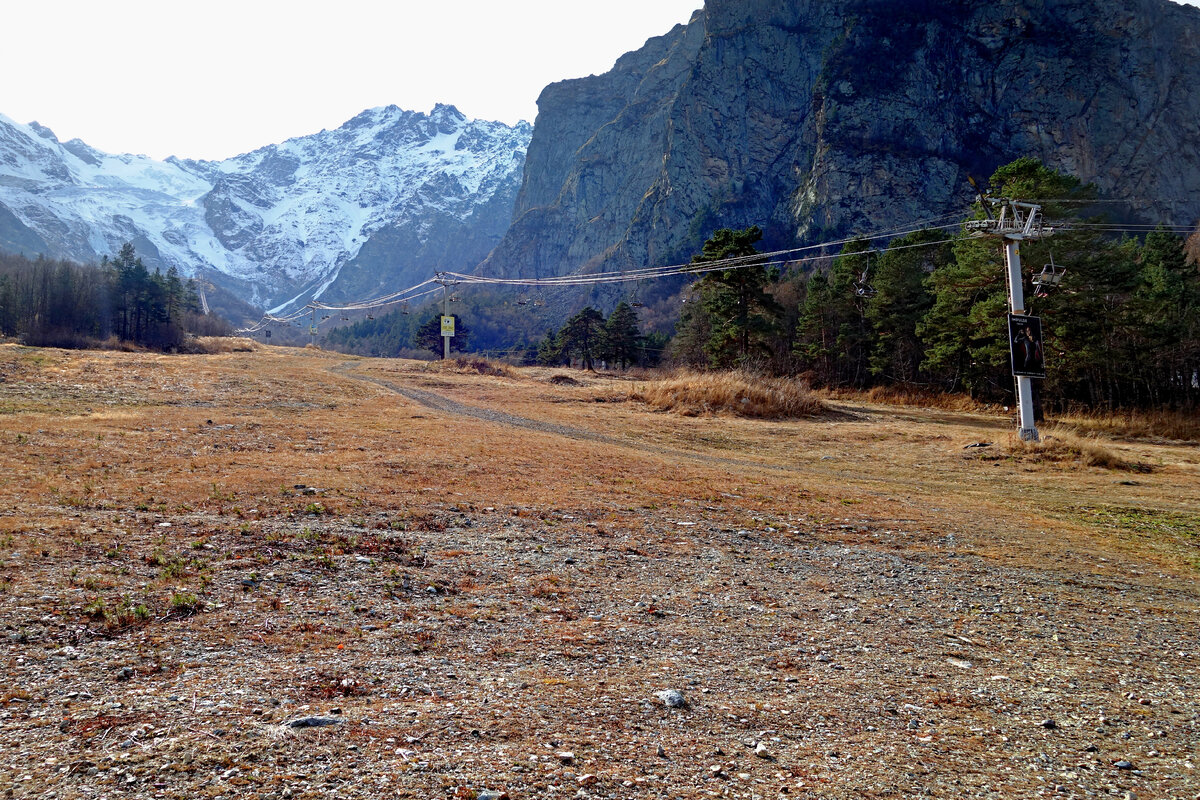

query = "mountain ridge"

[{"left": 0, "top": 105, "right": 531, "bottom": 316}]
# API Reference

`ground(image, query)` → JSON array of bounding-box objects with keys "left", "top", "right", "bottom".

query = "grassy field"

[{"left": 0, "top": 342, "right": 1197, "bottom": 799}]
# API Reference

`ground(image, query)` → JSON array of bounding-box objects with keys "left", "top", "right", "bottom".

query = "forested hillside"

[{"left": 0, "top": 244, "right": 229, "bottom": 350}]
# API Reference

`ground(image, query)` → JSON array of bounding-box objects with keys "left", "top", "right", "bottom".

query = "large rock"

[{"left": 479, "top": 0, "right": 1200, "bottom": 283}]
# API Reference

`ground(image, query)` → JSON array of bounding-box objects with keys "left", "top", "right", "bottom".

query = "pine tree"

[
  {"left": 1130, "top": 228, "right": 1200, "bottom": 407},
  {"left": 604, "top": 301, "right": 641, "bottom": 369},
  {"left": 794, "top": 270, "right": 835, "bottom": 383},
  {"left": 558, "top": 307, "right": 606, "bottom": 370},
  {"left": 535, "top": 330, "right": 564, "bottom": 366},
  {"left": 920, "top": 159, "right": 1092, "bottom": 399},
  {"left": 416, "top": 313, "right": 469, "bottom": 355},
  {"left": 865, "top": 229, "right": 950, "bottom": 384},
  {"left": 689, "top": 226, "right": 782, "bottom": 367},
  {"left": 794, "top": 238, "right": 875, "bottom": 387}
]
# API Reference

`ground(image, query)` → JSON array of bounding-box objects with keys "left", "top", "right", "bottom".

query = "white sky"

[
  {"left": 0, "top": 0, "right": 702, "bottom": 161},
  {"left": 4, "top": 0, "right": 1197, "bottom": 163}
]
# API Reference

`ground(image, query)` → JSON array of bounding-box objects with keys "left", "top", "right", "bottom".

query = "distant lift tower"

[{"left": 966, "top": 199, "right": 1055, "bottom": 442}]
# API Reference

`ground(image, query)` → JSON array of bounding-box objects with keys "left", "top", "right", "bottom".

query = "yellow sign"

[{"left": 440, "top": 315, "right": 455, "bottom": 336}]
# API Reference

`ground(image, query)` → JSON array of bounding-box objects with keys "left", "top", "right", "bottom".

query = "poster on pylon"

[
  {"left": 1008, "top": 313, "right": 1045, "bottom": 378},
  {"left": 440, "top": 315, "right": 455, "bottom": 337}
]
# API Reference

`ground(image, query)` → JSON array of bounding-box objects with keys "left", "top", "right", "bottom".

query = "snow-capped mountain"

[{"left": 0, "top": 105, "right": 531, "bottom": 313}]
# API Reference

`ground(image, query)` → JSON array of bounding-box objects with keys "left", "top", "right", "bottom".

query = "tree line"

[
  {"left": 0, "top": 244, "right": 228, "bottom": 350},
  {"left": 532, "top": 301, "right": 668, "bottom": 369},
  {"left": 671, "top": 159, "right": 1200, "bottom": 411},
  {"left": 327, "top": 300, "right": 669, "bottom": 369}
]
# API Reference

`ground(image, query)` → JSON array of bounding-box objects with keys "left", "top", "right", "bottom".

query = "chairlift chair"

[
  {"left": 1032, "top": 262, "right": 1066, "bottom": 288},
  {"left": 852, "top": 262, "right": 876, "bottom": 298}
]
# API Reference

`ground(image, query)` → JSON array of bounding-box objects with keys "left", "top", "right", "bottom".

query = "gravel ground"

[{"left": 1, "top": 348, "right": 1196, "bottom": 799}]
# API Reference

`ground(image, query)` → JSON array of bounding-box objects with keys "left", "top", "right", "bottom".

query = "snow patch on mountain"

[{"left": 0, "top": 105, "right": 531, "bottom": 310}]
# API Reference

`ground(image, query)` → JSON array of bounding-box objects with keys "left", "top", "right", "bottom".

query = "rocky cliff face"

[
  {"left": 0, "top": 106, "right": 531, "bottom": 313},
  {"left": 480, "top": 0, "right": 1200, "bottom": 281}
]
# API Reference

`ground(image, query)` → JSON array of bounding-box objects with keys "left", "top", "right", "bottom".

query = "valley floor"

[{"left": 0, "top": 343, "right": 1197, "bottom": 799}]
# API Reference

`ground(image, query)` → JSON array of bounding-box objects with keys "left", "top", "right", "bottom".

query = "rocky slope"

[
  {"left": 479, "top": 0, "right": 1200, "bottom": 281},
  {"left": 0, "top": 106, "right": 530, "bottom": 313}
]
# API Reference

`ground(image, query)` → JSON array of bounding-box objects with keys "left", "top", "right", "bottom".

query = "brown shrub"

[
  {"left": 438, "top": 357, "right": 512, "bottom": 377},
  {"left": 623, "top": 370, "right": 825, "bottom": 419},
  {"left": 183, "top": 336, "right": 259, "bottom": 354},
  {"left": 859, "top": 384, "right": 989, "bottom": 412},
  {"left": 1006, "top": 426, "right": 1150, "bottom": 471}
]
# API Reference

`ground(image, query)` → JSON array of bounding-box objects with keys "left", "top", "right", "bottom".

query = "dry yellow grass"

[
  {"left": 1054, "top": 406, "right": 1200, "bottom": 443},
  {"left": 860, "top": 383, "right": 993, "bottom": 412},
  {"left": 1005, "top": 425, "right": 1147, "bottom": 470},
  {"left": 187, "top": 335, "right": 259, "bottom": 354},
  {"left": 1, "top": 345, "right": 1197, "bottom": 799},
  {"left": 617, "top": 369, "right": 825, "bottom": 418}
]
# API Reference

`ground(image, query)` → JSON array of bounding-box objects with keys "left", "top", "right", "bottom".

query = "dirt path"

[{"left": 339, "top": 364, "right": 826, "bottom": 476}]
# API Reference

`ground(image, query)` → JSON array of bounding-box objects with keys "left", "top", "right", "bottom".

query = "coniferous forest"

[
  {"left": 660, "top": 161, "right": 1200, "bottom": 411},
  {"left": 0, "top": 243, "right": 230, "bottom": 350},
  {"left": 326, "top": 160, "right": 1199, "bottom": 413}
]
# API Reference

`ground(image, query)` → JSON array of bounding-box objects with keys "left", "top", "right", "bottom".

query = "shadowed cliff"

[{"left": 478, "top": 0, "right": 1200, "bottom": 281}]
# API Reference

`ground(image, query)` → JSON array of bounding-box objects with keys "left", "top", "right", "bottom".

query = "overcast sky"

[
  {"left": 0, "top": 0, "right": 701, "bottom": 161},
  {"left": 3, "top": 0, "right": 1197, "bottom": 163}
]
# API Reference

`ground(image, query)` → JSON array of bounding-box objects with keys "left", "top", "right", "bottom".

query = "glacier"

[{"left": 0, "top": 105, "right": 531, "bottom": 314}]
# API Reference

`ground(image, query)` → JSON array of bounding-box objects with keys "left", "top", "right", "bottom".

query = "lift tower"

[{"left": 966, "top": 199, "right": 1055, "bottom": 442}]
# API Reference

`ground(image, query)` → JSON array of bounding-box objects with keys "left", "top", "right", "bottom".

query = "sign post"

[
  {"left": 441, "top": 313, "right": 455, "bottom": 360},
  {"left": 434, "top": 272, "right": 460, "bottom": 361}
]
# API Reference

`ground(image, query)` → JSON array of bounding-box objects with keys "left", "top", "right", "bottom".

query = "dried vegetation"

[
  {"left": 0, "top": 343, "right": 1197, "bottom": 799},
  {"left": 613, "top": 369, "right": 825, "bottom": 419}
]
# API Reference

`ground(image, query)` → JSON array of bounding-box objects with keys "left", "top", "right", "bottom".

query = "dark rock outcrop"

[{"left": 480, "top": 0, "right": 1200, "bottom": 282}]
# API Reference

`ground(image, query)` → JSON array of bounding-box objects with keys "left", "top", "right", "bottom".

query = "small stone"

[
  {"left": 1084, "top": 743, "right": 1099, "bottom": 752},
  {"left": 815, "top": 653, "right": 831, "bottom": 663},
  {"left": 755, "top": 742, "right": 771, "bottom": 759},
  {"left": 656, "top": 744, "right": 666, "bottom": 758},
  {"left": 655, "top": 689, "right": 687, "bottom": 708},
  {"left": 476, "top": 792, "right": 508, "bottom": 800},
  {"left": 1114, "top": 760, "right": 1134, "bottom": 770},
  {"left": 576, "top": 774, "right": 597, "bottom": 786},
  {"left": 284, "top": 716, "right": 343, "bottom": 729},
  {"left": 116, "top": 666, "right": 135, "bottom": 682},
  {"left": 1040, "top": 719, "right": 1057, "bottom": 729},
  {"left": 556, "top": 751, "right": 574, "bottom": 764}
]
